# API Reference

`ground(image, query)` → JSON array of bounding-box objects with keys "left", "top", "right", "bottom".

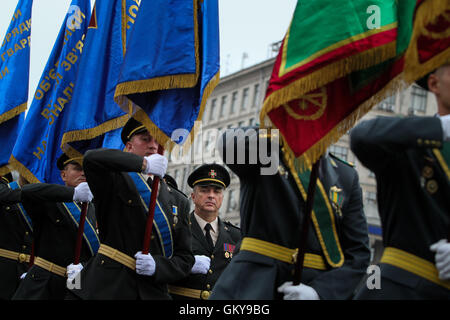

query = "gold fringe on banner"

[
  {"left": 8, "top": 156, "right": 40, "bottom": 184},
  {"left": 114, "top": 0, "right": 200, "bottom": 102},
  {"left": 0, "top": 165, "right": 12, "bottom": 178},
  {"left": 261, "top": 41, "right": 397, "bottom": 120},
  {"left": 269, "top": 72, "right": 407, "bottom": 172},
  {"left": 0, "top": 103, "right": 27, "bottom": 125},
  {"left": 404, "top": 0, "right": 450, "bottom": 84},
  {"left": 60, "top": 114, "right": 130, "bottom": 154}
]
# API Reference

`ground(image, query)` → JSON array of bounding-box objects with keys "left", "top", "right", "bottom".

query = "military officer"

[
  {"left": 210, "top": 127, "right": 371, "bottom": 300},
  {"left": 67, "top": 117, "right": 194, "bottom": 300},
  {"left": 0, "top": 174, "right": 32, "bottom": 299},
  {"left": 351, "top": 63, "right": 450, "bottom": 299},
  {"left": 12, "top": 154, "right": 97, "bottom": 300},
  {"left": 168, "top": 163, "right": 241, "bottom": 300}
]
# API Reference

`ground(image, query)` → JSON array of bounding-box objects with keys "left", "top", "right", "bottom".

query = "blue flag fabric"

[
  {"left": 0, "top": 0, "right": 32, "bottom": 176},
  {"left": 10, "top": 0, "right": 91, "bottom": 184},
  {"left": 60, "top": 0, "right": 140, "bottom": 159},
  {"left": 114, "top": 0, "right": 220, "bottom": 151}
]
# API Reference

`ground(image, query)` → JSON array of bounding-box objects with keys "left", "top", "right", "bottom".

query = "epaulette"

[
  {"left": 1, "top": 176, "right": 10, "bottom": 184},
  {"left": 329, "top": 153, "right": 354, "bottom": 167},
  {"left": 224, "top": 220, "right": 240, "bottom": 230},
  {"left": 169, "top": 185, "right": 188, "bottom": 199}
]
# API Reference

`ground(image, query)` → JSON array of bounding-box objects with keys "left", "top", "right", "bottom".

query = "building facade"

[{"left": 167, "top": 57, "right": 437, "bottom": 262}]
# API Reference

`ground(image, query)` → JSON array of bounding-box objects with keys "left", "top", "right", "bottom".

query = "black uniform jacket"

[
  {"left": 0, "top": 180, "right": 32, "bottom": 299},
  {"left": 70, "top": 148, "right": 194, "bottom": 300},
  {"left": 210, "top": 128, "right": 370, "bottom": 300},
  {"left": 170, "top": 212, "right": 241, "bottom": 300},
  {"left": 351, "top": 116, "right": 450, "bottom": 299},
  {"left": 12, "top": 183, "right": 96, "bottom": 300}
]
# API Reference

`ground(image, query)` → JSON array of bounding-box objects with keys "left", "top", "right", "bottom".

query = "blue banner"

[
  {"left": 114, "top": 0, "right": 220, "bottom": 151},
  {"left": 0, "top": 0, "right": 32, "bottom": 176},
  {"left": 60, "top": 0, "right": 141, "bottom": 159},
  {"left": 10, "top": 0, "right": 91, "bottom": 184}
]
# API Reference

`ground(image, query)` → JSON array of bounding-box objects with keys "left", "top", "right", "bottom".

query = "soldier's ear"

[{"left": 60, "top": 170, "right": 67, "bottom": 183}]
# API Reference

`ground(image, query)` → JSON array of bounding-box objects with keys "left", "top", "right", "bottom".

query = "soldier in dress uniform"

[
  {"left": 168, "top": 163, "right": 241, "bottom": 300},
  {"left": 351, "top": 63, "right": 450, "bottom": 299},
  {"left": 67, "top": 117, "right": 194, "bottom": 300},
  {"left": 0, "top": 174, "right": 32, "bottom": 299},
  {"left": 210, "top": 127, "right": 371, "bottom": 300},
  {"left": 11, "top": 153, "right": 97, "bottom": 300}
]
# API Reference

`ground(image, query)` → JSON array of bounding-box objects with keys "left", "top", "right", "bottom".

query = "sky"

[{"left": 0, "top": 0, "right": 298, "bottom": 104}]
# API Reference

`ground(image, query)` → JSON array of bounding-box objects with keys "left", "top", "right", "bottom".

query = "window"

[
  {"left": 411, "top": 86, "right": 427, "bottom": 112},
  {"left": 249, "top": 117, "right": 256, "bottom": 127},
  {"left": 368, "top": 171, "right": 375, "bottom": 178},
  {"left": 227, "top": 189, "right": 238, "bottom": 212},
  {"left": 238, "top": 121, "right": 245, "bottom": 127},
  {"left": 329, "top": 145, "right": 348, "bottom": 161},
  {"left": 252, "top": 83, "right": 260, "bottom": 108},
  {"left": 377, "top": 95, "right": 395, "bottom": 112},
  {"left": 209, "top": 99, "right": 217, "bottom": 121},
  {"left": 219, "top": 95, "right": 227, "bottom": 118},
  {"left": 241, "top": 88, "right": 249, "bottom": 110},
  {"left": 366, "top": 191, "right": 377, "bottom": 204},
  {"left": 230, "top": 91, "right": 238, "bottom": 114}
]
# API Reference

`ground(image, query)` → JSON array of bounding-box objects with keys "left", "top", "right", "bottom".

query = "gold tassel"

[
  {"left": 404, "top": 0, "right": 450, "bottom": 84},
  {"left": 261, "top": 41, "right": 397, "bottom": 120},
  {"left": 60, "top": 115, "right": 129, "bottom": 150},
  {"left": 0, "top": 103, "right": 27, "bottom": 125},
  {"left": 8, "top": 156, "right": 41, "bottom": 184}
]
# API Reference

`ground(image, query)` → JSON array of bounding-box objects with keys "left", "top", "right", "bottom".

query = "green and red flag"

[
  {"left": 260, "top": 0, "right": 449, "bottom": 270},
  {"left": 261, "top": 0, "right": 449, "bottom": 169}
]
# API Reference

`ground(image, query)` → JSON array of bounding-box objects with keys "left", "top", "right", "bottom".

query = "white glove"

[
  {"left": 277, "top": 281, "right": 320, "bottom": 300},
  {"left": 143, "top": 154, "right": 168, "bottom": 177},
  {"left": 430, "top": 239, "right": 450, "bottom": 280},
  {"left": 191, "top": 255, "right": 211, "bottom": 274},
  {"left": 135, "top": 251, "right": 156, "bottom": 276},
  {"left": 66, "top": 263, "right": 83, "bottom": 280},
  {"left": 73, "top": 182, "right": 93, "bottom": 202},
  {"left": 20, "top": 272, "right": 27, "bottom": 280},
  {"left": 440, "top": 114, "right": 450, "bottom": 142}
]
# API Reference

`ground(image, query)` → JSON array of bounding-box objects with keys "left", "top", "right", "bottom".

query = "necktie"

[{"left": 204, "top": 223, "right": 214, "bottom": 251}]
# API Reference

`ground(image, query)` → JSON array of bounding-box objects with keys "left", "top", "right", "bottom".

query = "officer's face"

[
  {"left": 126, "top": 132, "right": 159, "bottom": 157},
  {"left": 60, "top": 163, "right": 86, "bottom": 187},
  {"left": 429, "top": 65, "right": 450, "bottom": 114},
  {"left": 192, "top": 185, "right": 224, "bottom": 216}
]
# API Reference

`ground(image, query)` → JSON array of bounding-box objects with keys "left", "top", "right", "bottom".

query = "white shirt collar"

[{"left": 193, "top": 212, "right": 218, "bottom": 234}]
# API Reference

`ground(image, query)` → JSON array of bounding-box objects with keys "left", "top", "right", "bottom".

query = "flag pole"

[
  {"left": 142, "top": 145, "right": 165, "bottom": 254},
  {"left": 73, "top": 202, "right": 89, "bottom": 264},
  {"left": 293, "top": 156, "right": 322, "bottom": 285}
]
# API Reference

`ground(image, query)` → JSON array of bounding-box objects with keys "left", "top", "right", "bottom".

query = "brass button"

[
  {"left": 128, "top": 200, "right": 132, "bottom": 204},
  {"left": 18, "top": 253, "right": 27, "bottom": 263},
  {"left": 22, "top": 245, "right": 26, "bottom": 249},
  {"left": 208, "top": 269, "right": 213, "bottom": 274},
  {"left": 201, "top": 290, "right": 210, "bottom": 300},
  {"left": 5, "top": 206, "right": 10, "bottom": 211},
  {"left": 417, "top": 138, "right": 423, "bottom": 145},
  {"left": 25, "top": 232, "right": 29, "bottom": 236},
  {"left": 206, "top": 284, "right": 211, "bottom": 290},
  {"left": 56, "top": 219, "right": 60, "bottom": 223},
  {"left": 210, "top": 254, "right": 214, "bottom": 259},
  {"left": 101, "top": 260, "right": 105, "bottom": 265}
]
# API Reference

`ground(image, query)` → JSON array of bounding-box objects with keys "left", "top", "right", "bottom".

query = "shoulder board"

[
  {"left": 1, "top": 177, "right": 9, "bottom": 184},
  {"left": 329, "top": 153, "right": 354, "bottom": 167},
  {"left": 170, "top": 185, "right": 188, "bottom": 198},
  {"left": 224, "top": 221, "right": 240, "bottom": 230}
]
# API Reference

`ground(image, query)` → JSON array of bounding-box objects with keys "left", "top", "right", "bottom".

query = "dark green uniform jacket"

[
  {"left": 210, "top": 128, "right": 370, "bottom": 300},
  {"left": 69, "top": 149, "right": 194, "bottom": 300},
  {"left": 351, "top": 116, "right": 450, "bottom": 299},
  {"left": 12, "top": 183, "right": 96, "bottom": 300},
  {"left": 170, "top": 212, "right": 241, "bottom": 300},
  {"left": 0, "top": 179, "right": 32, "bottom": 299}
]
